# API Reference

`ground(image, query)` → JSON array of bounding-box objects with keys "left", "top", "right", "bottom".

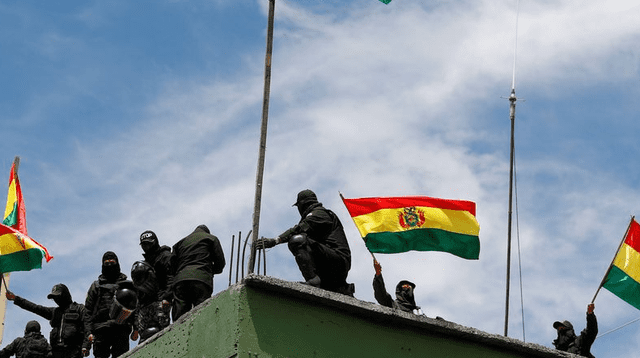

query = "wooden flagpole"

[
  {"left": 0, "top": 157, "right": 20, "bottom": 343},
  {"left": 591, "top": 216, "right": 635, "bottom": 304},
  {"left": 248, "top": 0, "right": 276, "bottom": 275}
]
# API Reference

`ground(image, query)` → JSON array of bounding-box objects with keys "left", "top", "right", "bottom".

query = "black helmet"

[{"left": 115, "top": 288, "right": 138, "bottom": 310}]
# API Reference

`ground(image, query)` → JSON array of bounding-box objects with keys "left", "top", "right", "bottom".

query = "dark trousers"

[
  {"left": 92, "top": 326, "right": 130, "bottom": 358},
  {"left": 172, "top": 280, "right": 213, "bottom": 321},
  {"left": 52, "top": 346, "right": 82, "bottom": 358},
  {"left": 288, "top": 236, "right": 350, "bottom": 291}
]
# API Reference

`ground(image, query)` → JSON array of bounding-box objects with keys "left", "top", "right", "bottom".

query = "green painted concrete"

[{"left": 123, "top": 276, "right": 568, "bottom": 358}]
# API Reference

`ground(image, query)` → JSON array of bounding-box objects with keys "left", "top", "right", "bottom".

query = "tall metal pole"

[
  {"left": 248, "top": 0, "right": 276, "bottom": 275},
  {"left": 504, "top": 89, "right": 516, "bottom": 336}
]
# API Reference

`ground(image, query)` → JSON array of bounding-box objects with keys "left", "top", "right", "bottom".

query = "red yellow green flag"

[
  {"left": 602, "top": 218, "right": 640, "bottom": 310},
  {"left": 341, "top": 195, "right": 480, "bottom": 259},
  {"left": 378, "top": 0, "right": 392, "bottom": 4},
  {"left": 0, "top": 223, "right": 52, "bottom": 273},
  {"left": 3, "top": 159, "right": 27, "bottom": 235},
  {"left": 1, "top": 158, "right": 52, "bottom": 273}
]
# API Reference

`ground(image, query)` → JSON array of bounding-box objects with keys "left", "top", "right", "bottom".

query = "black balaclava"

[
  {"left": 140, "top": 230, "right": 160, "bottom": 255},
  {"left": 395, "top": 280, "right": 418, "bottom": 311},
  {"left": 293, "top": 189, "right": 319, "bottom": 216},
  {"left": 552, "top": 320, "right": 576, "bottom": 351},
  {"left": 25, "top": 320, "right": 41, "bottom": 335},
  {"left": 102, "top": 251, "right": 121, "bottom": 281}
]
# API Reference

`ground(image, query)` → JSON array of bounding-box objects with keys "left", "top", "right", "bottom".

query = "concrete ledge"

[
  {"left": 242, "top": 274, "right": 573, "bottom": 358},
  {"left": 124, "top": 274, "right": 577, "bottom": 358}
]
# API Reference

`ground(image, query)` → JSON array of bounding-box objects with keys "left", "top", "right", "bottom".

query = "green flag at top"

[{"left": 378, "top": 0, "right": 391, "bottom": 4}]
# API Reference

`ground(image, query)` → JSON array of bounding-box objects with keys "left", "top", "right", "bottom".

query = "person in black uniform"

[
  {"left": 130, "top": 260, "right": 169, "bottom": 342},
  {"left": 139, "top": 230, "right": 173, "bottom": 310},
  {"left": 83, "top": 251, "right": 136, "bottom": 358},
  {"left": 552, "top": 303, "right": 598, "bottom": 358},
  {"left": 372, "top": 259, "right": 419, "bottom": 313},
  {"left": 256, "top": 189, "right": 354, "bottom": 296},
  {"left": 6, "top": 284, "right": 85, "bottom": 358},
  {"left": 0, "top": 320, "right": 52, "bottom": 358},
  {"left": 170, "top": 224, "right": 225, "bottom": 321}
]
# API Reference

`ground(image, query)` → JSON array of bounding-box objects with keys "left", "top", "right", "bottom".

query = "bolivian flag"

[
  {"left": 603, "top": 218, "right": 640, "bottom": 310},
  {"left": 3, "top": 159, "right": 27, "bottom": 235},
  {"left": 341, "top": 195, "right": 480, "bottom": 259},
  {"left": 0, "top": 224, "right": 52, "bottom": 273}
]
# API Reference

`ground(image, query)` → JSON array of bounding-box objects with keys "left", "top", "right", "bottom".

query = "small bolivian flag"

[
  {"left": 3, "top": 159, "right": 27, "bottom": 235},
  {"left": 378, "top": 0, "right": 392, "bottom": 4},
  {"left": 341, "top": 195, "right": 480, "bottom": 259},
  {"left": 603, "top": 218, "right": 640, "bottom": 310},
  {"left": 0, "top": 223, "right": 52, "bottom": 273}
]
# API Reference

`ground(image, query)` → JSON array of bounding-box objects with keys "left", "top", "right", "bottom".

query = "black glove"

[{"left": 255, "top": 238, "right": 277, "bottom": 249}]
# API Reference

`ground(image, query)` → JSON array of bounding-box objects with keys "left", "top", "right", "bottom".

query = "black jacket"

[
  {"left": 143, "top": 245, "right": 174, "bottom": 302},
  {"left": 554, "top": 313, "right": 598, "bottom": 358},
  {"left": 281, "top": 202, "right": 351, "bottom": 265},
  {"left": 171, "top": 226, "right": 225, "bottom": 289},
  {"left": 13, "top": 296, "right": 85, "bottom": 350},
  {"left": 84, "top": 272, "right": 132, "bottom": 334},
  {"left": 0, "top": 332, "right": 53, "bottom": 358},
  {"left": 372, "top": 274, "right": 418, "bottom": 312}
]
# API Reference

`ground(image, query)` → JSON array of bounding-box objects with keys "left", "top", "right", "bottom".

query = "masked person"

[
  {"left": 256, "top": 189, "right": 354, "bottom": 296},
  {"left": 553, "top": 303, "right": 597, "bottom": 358},
  {"left": 372, "top": 259, "right": 419, "bottom": 313},
  {"left": 6, "top": 284, "right": 85, "bottom": 358},
  {"left": 171, "top": 225, "right": 225, "bottom": 321},
  {"left": 139, "top": 230, "right": 173, "bottom": 312},
  {"left": 0, "top": 320, "right": 52, "bottom": 358},
  {"left": 83, "top": 251, "right": 137, "bottom": 358},
  {"left": 131, "top": 261, "right": 169, "bottom": 343}
]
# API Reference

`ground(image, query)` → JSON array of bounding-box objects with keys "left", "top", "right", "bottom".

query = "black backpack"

[{"left": 23, "top": 334, "right": 49, "bottom": 358}]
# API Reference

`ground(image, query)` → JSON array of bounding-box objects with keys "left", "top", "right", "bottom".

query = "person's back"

[
  {"left": 0, "top": 321, "right": 52, "bottom": 358},
  {"left": 22, "top": 332, "right": 51, "bottom": 358},
  {"left": 171, "top": 224, "right": 225, "bottom": 321}
]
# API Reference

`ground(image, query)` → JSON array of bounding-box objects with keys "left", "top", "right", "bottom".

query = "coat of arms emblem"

[{"left": 398, "top": 206, "right": 426, "bottom": 229}]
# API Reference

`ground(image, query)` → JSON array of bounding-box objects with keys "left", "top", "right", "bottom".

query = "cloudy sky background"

[{"left": 1, "top": 0, "right": 639, "bottom": 356}]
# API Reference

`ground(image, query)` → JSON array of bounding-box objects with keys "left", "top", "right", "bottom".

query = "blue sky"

[{"left": 1, "top": 0, "right": 640, "bottom": 356}]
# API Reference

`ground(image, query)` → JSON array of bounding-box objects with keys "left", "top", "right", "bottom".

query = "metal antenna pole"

[
  {"left": 248, "top": 0, "right": 276, "bottom": 275},
  {"left": 504, "top": 0, "right": 521, "bottom": 337},
  {"left": 505, "top": 89, "right": 517, "bottom": 336}
]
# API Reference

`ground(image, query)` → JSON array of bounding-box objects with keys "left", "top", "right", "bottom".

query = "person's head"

[
  {"left": 139, "top": 230, "right": 159, "bottom": 254},
  {"left": 25, "top": 320, "right": 41, "bottom": 335},
  {"left": 552, "top": 320, "right": 576, "bottom": 351},
  {"left": 196, "top": 224, "right": 210, "bottom": 234},
  {"left": 395, "top": 280, "right": 417, "bottom": 306},
  {"left": 293, "top": 189, "right": 318, "bottom": 216},
  {"left": 102, "top": 251, "right": 121, "bottom": 280},
  {"left": 47, "top": 283, "right": 72, "bottom": 307}
]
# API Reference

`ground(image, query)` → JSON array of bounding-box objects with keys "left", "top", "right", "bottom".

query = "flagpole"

[
  {"left": 338, "top": 192, "right": 378, "bottom": 261},
  {"left": 1, "top": 157, "right": 19, "bottom": 344},
  {"left": 591, "top": 216, "right": 635, "bottom": 304},
  {"left": 248, "top": 0, "right": 276, "bottom": 275}
]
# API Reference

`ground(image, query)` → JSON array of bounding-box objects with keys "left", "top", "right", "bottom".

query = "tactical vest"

[
  {"left": 50, "top": 303, "right": 84, "bottom": 347},
  {"left": 92, "top": 282, "right": 119, "bottom": 324}
]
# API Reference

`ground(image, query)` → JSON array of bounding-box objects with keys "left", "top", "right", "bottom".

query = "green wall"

[{"left": 123, "top": 279, "right": 564, "bottom": 358}]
